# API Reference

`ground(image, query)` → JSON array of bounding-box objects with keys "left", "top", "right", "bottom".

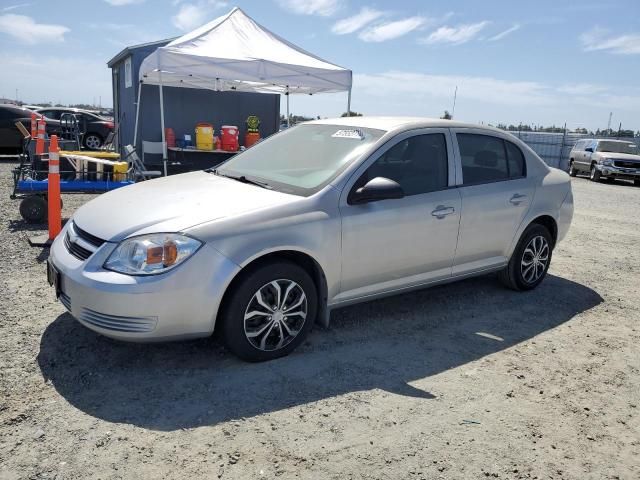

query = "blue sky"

[{"left": 1, "top": 0, "right": 639, "bottom": 130}]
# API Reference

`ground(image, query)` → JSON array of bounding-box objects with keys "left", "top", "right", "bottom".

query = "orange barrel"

[
  {"left": 165, "top": 127, "right": 176, "bottom": 148},
  {"left": 221, "top": 125, "right": 239, "bottom": 152},
  {"left": 244, "top": 132, "right": 260, "bottom": 148},
  {"left": 195, "top": 123, "right": 214, "bottom": 150}
]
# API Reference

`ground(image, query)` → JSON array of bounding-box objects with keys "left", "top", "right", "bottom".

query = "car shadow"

[{"left": 37, "top": 274, "right": 602, "bottom": 431}]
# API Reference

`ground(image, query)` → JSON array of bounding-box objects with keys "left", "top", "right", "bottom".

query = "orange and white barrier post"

[
  {"left": 48, "top": 135, "right": 62, "bottom": 240},
  {"left": 35, "top": 116, "right": 46, "bottom": 155},
  {"left": 30, "top": 112, "right": 39, "bottom": 138}
]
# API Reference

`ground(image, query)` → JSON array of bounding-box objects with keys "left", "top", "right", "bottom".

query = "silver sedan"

[{"left": 48, "top": 117, "right": 574, "bottom": 361}]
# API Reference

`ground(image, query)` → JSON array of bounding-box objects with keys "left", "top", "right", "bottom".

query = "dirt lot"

[{"left": 0, "top": 160, "right": 638, "bottom": 480}]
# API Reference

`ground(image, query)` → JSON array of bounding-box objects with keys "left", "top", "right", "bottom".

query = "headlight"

[
  {"left": 104, "top": 233, "right": 202, "bottom": 275},
  {"left": 601, "top": 158, "right": 613, "bottom": 166}
]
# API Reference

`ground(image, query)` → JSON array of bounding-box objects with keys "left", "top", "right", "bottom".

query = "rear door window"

[{"left": 458, "top": 133, "right": 509, "bottom": 185}]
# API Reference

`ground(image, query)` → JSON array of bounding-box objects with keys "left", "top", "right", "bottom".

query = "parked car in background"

[
  {"left": 0, "top": 104, "right": 60, "bottom": 153},
  {"left": 36, "top": 107, "right": 113, "bottom": 150},
  {"left": 569, "top": 139, "right": 640, "bottom": 185},
  {"left": 48, "top": 117, "right": 573, "bottom": 362}
]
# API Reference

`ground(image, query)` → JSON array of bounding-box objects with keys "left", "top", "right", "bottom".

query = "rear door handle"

[
  {"left": 509, "top": 193, "right": 527, "bottom": 205},
  {"left": 431, "top": 205, "right": 455, "bottom": 219}
]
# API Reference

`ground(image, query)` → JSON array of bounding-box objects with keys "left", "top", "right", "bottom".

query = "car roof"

[
  {"left": 0, "top": 104, "right": 35, "bottom": 114},
  {"left": 308, "top": 116, "right": 504, "bottom": 134}
]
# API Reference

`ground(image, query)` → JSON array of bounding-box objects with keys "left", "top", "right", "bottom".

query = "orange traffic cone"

[
  {"left": 30, "top": 112, "right": 39, "bottom": 139},
  {"left": 48, "top": 135, "right": 62, "bottom": 240},
  {"left": 35, "top": 116, "right": 46, "bottom": 155}
]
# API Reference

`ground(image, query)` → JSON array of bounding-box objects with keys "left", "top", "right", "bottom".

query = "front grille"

[
  {"left": 64, "top": 232, "right": 92, "bottom": 260},
  {"left": 614, "top": 160, "right": 640, "bottom": 169},
  {"left": 59, "top": 292, "right": 71, "bottom": 312},
  {"left": 78, "top": 308, "right": 157, "bottom": 333},
  {"left": 64, "top": 222, "right": 106, "bottom": 261},
  {"left": 74, "top": 223, "right": 106, "bottom": 248}
]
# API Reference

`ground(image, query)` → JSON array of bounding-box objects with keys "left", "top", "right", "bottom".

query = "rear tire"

[
  {"left": 568, "top": 161, "right": 577, "bottom": 177},
  {"left": 220, "top": 260, "right": 317, "bottom": 362},
  {"left": 499, "top": 224, "right": 553, "bottom": 291},
  {"left": 590, "top": 164, "right": 601, "bottom": 182}
]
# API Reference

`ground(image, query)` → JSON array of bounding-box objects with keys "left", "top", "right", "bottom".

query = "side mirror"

[
  {"left": 585, "top": 147, "right": 593, "bottom": 153},
  {"left": 350, "top": 177, "right": 405, "bottom": 205}
]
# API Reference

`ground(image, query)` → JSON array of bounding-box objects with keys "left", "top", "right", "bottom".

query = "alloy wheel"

[
  {"left": 243, "top": 279, "right": 308, "bottom": 351},
  {"left": 85, "top": 135, "right": 101, "bottom": 150},
  {"left": 520, "top": 235, "right": 549, "bottom": 284}
]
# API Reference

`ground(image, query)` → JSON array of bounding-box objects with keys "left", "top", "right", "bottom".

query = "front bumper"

[
  {"left": 49, "top": 223, "right": 240, "bottom": 341},
  {"left": 595, "top": 164, "right": 640, "bottom": 179}
]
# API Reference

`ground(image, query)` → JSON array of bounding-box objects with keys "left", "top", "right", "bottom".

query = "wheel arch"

[
  {"left": 216, "top": 249, "right": 329, "bottom": 333},
  {"left": 529, "top": 215, "right": 558, "bottom": 249}
]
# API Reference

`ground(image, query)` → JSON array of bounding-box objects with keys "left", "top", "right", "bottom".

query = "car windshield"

[
  {"left": 215, "top": 124, "right": 385, "bottom": 196},
  {"left": 596, "top": 141, "right": 638, "bottom": 155}
]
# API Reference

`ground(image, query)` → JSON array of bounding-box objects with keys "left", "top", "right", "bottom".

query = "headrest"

[{"left": 475, "top": 150, "right": 498, "bottom": 167}]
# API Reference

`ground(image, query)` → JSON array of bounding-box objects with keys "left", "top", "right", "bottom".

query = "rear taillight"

[{"left": 104, "top": 121, "right": 114, "bottom": 129}]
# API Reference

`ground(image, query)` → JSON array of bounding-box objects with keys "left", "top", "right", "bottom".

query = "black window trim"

[
  {"left": 348, "top": 131, "right": 452, "bottom": 202},
  {"left": 456, "top": 132, "right": 527, "bottom": 187}
]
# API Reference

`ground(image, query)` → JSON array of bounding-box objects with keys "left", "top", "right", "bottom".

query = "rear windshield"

[{"left": 596, "top": 141, "right": 638, "bottom": 155}]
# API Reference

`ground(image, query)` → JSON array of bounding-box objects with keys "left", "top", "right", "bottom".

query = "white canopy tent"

[{"left": 135, "top": 7, "right": 353, "bottom": 174}]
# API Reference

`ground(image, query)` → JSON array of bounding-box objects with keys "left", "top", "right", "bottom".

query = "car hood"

[
  {"left": 72, "top": 171, "right": 300, "bottom": 242},
  {"left": 599, "top": 152, "right": 640, "bottom": 161}
]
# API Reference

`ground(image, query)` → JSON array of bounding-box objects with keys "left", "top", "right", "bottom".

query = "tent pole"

[
  {"left": 133, "top": 81, "right": 142, "bottom": 148},
  {"left": 286, "top": 86, "right": 290, "bottom": 127},
  {"left": 347, "top": 87, "right": 352, "bottom": 116},
  {"left": 158, "top": 67, "right": 167, "bottom": 177}
]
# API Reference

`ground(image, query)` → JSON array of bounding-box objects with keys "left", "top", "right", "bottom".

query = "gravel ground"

[{"left": 1, "top": 160, "right": 638, "bottom": 480}]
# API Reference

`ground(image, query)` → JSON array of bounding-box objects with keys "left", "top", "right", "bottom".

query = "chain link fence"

[{"left": 509, "top": 130, "right": 637, "bottom": 171}]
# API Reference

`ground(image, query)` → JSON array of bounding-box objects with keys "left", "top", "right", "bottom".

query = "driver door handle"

[
  {"left": 509, "top": 193, "right": 527, "bottom": 205},
  {"left": 431, "top": 205, "right": 455, "bottom": 219}
]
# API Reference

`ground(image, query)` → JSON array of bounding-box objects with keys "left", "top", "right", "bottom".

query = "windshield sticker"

[{"left": 332, "top": 129, "right": 365, "bottom": 140}]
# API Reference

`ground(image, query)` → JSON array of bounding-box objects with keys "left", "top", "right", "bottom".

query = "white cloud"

[
  {"left": 556, "top": 83, "right": 609, "bottom": 96},
  {"left": 332, "top": 7, "right": 384, "bottom": 35},
  {"left": 2, "top": 3, "right": 30, "bottom": 12},
  {"left": 104, "top": 0, "right": 145, "bottom": 5},
  {"left": 172, "top": 0, "right": 228, "bottom": 31},
  {"left": 359, "top": 16, "right": 426, "bottom": 42},
  {"left": 488, "top": 23, "right": 520, "bottom": 42},
  {"left": 581, "top": 27, "right": 640, "bottom": 55},
  {"left": 421, "top": 21, "right": 489, "bottom": 45},
  {"left": 352, "top": 71, "right": 640, "bottom": 116},
  {"left": 0, "top": 51, "right": 112, "bottom": 106},
  {"left": 0, "top": 14, "right": 69, "bottom": 44},
  {"left": 355, "top": 71, "right": 552, "bottom": 107},
  {"left": 277, "top": 0, "right": 340, "bottom": 17}
]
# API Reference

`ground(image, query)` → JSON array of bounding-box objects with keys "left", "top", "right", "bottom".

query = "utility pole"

[{"left": 451, "top": 85, "right": 458, "bottom": 119}]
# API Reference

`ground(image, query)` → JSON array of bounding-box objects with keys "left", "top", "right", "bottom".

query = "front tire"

[
  {"left": 499, "top": 224, "right": 553, "bottom": 291},
  {"left": 634, "top": 179, "right": 640, "bottom": 187},
  {"left": 590, "top": 164, "right": 601, "bottom": 182},
  {"left": 568, "top": 161, "right": 577, "bottom": 177},
  {"left": 220, "top": 260, "right": 317, "bottom": 362}
]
